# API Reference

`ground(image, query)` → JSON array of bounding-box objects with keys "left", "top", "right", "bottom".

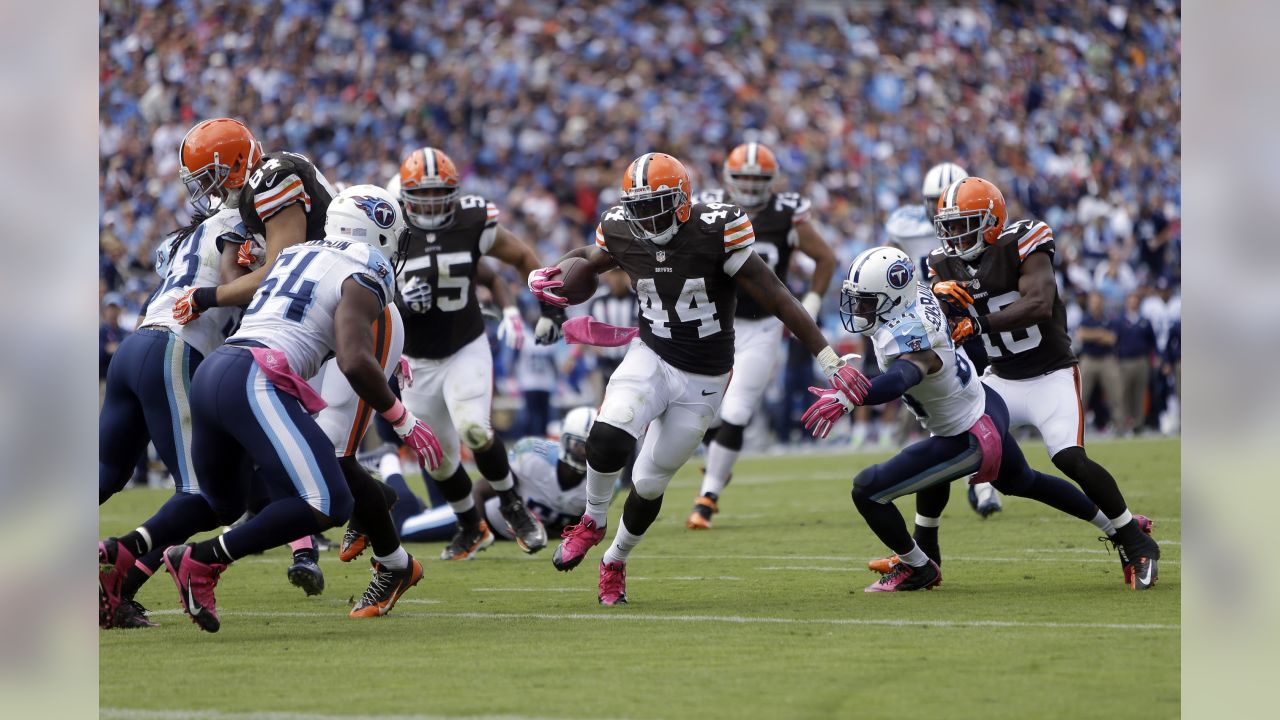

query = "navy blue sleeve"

[{"left": 863, "top": 357, "right": 926, "bottom": 405}]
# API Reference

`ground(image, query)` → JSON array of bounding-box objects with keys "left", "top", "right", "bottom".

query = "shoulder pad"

[
  {"left": 249, "top": 155, "right": 312, "bottom": 221},
  {"left": 999, "top": 219, "right": 1055, "bottom": 261},
  {"left": 717, "top": 206, "right": 755, "bottom": 252},
  {"left": 874, "top": 313, "right": 931, "bottom": 362}
]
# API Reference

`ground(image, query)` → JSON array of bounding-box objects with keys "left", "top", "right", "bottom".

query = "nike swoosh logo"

[
  {"left": 701, "top": 390, "right": 717, "bottom": 396},
  {"left": 186, "top": 580, "right": 203, "bottom": 616},
  {"left": 1138, "top": 564, "right": 1153, "bottom": 586}
]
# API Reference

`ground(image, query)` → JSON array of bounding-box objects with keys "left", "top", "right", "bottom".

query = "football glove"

[
  {"left": 173, "top": 286, "right": 217, "bottom": 325},
  {"left": 528, "top": 266, "right": 568, "bottom": 308},
  {"left": 801, "top": 386, "right": 856, "bottom": 439},
  {"left": 394, "top": 356, "right": 414, "bottom": 389},
  {"left": 381, "top": 401, "right": 443, "bottom": 471},
  {"left": 816, "top": 347, "right": 871, "bottom": 406},
  {"left": 932, "top": 280, "right": 973, "bottom": 314},
  {"left": 236, "top": 240, "right": 264, "bottom": 269},
  {"left": 951, "top": 316, "right": 990, "bottom": 344},
  {"left": 497, "top": 306, "right": 525, "bottom": 350}
]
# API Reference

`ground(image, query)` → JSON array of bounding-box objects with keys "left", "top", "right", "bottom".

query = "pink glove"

[
  {"left": 395, "top": 356, "right": 413, "bottom": 388},
  {"left": 829, "top": 363, "right": 872, "bottom": 406},
  {"left": 800, "top": 386, "right": 855, "bottom": 439},
  {"left": 381, "top": 400, "right": 442, "bottom": 470},
  {"left": 497, "top": 307, "right": 525, "bottom": 350},
  {"left": 528, "top": 266, "right": 568, "bottom": 308}
]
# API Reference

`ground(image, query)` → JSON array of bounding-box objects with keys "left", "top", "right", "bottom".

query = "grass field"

[{"left": 99, "top": 437, "right": 1180, "bottom": 720}]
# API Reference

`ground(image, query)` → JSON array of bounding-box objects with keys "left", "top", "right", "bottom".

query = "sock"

[
  {"left": 699, "top": 442, "right": 739, "bottom": 497},
  {"left": 120, "top": 553, "right": 161, "bottom": 600},
  {"left": 288, "top": 536, "right": 315, "bottom": 556},
  {"left": 118, "top": 527, "right": 153, "bottom": 558},
  {"left": 216, "top": 497, "right": 324, "bottom": 560},
  {"left": 911, "top": 520, "right": 941, "bottom": 565},
  {"left": 487, "top": 473, "right": 515, "bottom": 492},
  {"left": 374, "top": 545, "right": 410, "bottom": 571},
  {"left": 602, "top": 519, "right": 643, "bottom": 566},
  {"left": 129, "top": 493, "right": 221, "bottom": 555},
  {"left": 1110, "top": 509, "right": 1134, "bottom": 528},
  {"left": 584, "top": 462, "right": 622, "bottom": 526},
  {"left": 449, "top": 494, "right": 476, "bottom": 515},
  {"left": 472, "top": 436, "right": 514, "bottom": 491},
  {"left": 913, "top": 514, "right": 941, "bottom": 528},
  {"left": 341, "top": 456, "right": 402, "bottom": 558},
  {"left": 433, "top": 465, "right": 476, "bottom": 516},
  {"left": 191, "top": 535, "right": 235, "bottom": 566},
  {"left": 1092, "top": 510, "right": 1116, "bottom": 536},
  {"left": 898, "top": 541, "right": 930, "bottom": 567}
]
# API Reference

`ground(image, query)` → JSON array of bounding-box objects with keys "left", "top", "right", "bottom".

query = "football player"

[
  {"left": 803, "top": 247, "right": 1134, "bottom": 591},
  {"left": 157, "top": 185, "right": 442, "bottom": 632},
  {"left": 388, "top": 407, "right": 598, "bottom": 544},
  {"left": 886, "top": 162, "right": 1002, "bottom": 517},
  {"left": 97, "top": 168, "right": 254, "bottom": 628},
  {"left": 528, "top": 152, "right": 870, "bottom": 605},
  {"left": 382, "top": 147, "right": 547, "bottom": 560},
  {"left": 922, "top": 177, "right": 1161, "bottom": 589},
  {"left": 685, "top": 142, "right": 836, "bottom": 530}
]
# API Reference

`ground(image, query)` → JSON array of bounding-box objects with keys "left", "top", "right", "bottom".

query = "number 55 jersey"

[{"left": 594, "top": 201, "right": 756, "bottom": 376}]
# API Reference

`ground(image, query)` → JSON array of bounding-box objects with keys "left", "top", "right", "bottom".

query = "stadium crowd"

[{"left": 99, "top": 0, "right": 1181, "bottom": 450}]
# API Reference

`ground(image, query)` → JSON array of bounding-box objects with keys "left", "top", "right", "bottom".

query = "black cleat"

[
  {"left": 113, "top": 598, "right": 158, "bottom": 629},
  {"left": 499, "top": 499, "right": 547, "bottom": 554},
  {"left": 865, "top": 560, "right": 942, "bottom": 592},
  {"left": 441, "top": 520, "right": 494, "bottom": 561},
  {"left": 287, "top": 550, "right": 325, "bottom": 596},
  {"left": 1100, "top": 515, "right": 1156, "bottom": 588}
]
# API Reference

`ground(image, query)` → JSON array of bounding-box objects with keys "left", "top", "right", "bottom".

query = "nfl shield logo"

[
  {"left": 970, "top": 279, "right": 980, "bottom": 290},
  {"left": 656, "top": 250, "right": 666, "bottom": 263},
  {"left": 426, "top": 233, "right": 437, "bottom": 244}
]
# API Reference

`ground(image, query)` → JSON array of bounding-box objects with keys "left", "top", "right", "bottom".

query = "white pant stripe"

[{"left": 247, "top": 367, "right": 328, "bottom": 513}]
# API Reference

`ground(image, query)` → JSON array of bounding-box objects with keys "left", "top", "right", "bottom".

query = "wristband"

[
  {"left": 194, "top": 286, "right": 220, "bottom": 310},
  {"left": 379, "top": 398, "right": 409, "bottom": 426},
  {"left": 816, "top": 346, "right": 841, "bottom": 376}
]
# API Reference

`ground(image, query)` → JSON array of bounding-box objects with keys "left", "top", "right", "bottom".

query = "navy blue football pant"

[
  {"left": 851, "top": 385, "right": 1096, "bottom": 554},
  {"left": 99, "top": 328, "right": 203, "bottom": 504},
  {"left": 183, "top": 345, "right": 353, "bottom": 559}
]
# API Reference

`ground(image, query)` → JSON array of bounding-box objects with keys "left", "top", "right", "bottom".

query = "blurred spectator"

[
  {"left": 514, "top": 329, "right": 559, "bottom": 437},
  {"left": 1114, "top": 291, "right": 1157, "bottom": 435},
  {"left": 1076, "top": 292, "right": 1120, "bottom": 431},
  {"left": 1093, "top": 246, "right": 1138, "bottom": 311},
  {"left": 99, "top": 293, "right": 128, "bottom": 379}
]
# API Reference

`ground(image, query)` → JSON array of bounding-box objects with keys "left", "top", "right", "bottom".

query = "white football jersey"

[
  {"left": 885, "top": 205, "right": 938, "bottom": 269},
  {"left": 230, "top": 239, "right": 396, "bottom": 379},
  {"left": 872, "top": 283, "right": 983, "bottom": 437},
  {"left": 509, "top": 437, "right": 585, "bottom": 528},
  {"left": 143, "top": 208, "right": 250, "bottom": 356}
]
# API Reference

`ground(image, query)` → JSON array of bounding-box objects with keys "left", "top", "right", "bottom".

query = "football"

[{"left": 556, "top": 256, "right": 598, "bottom": 305}]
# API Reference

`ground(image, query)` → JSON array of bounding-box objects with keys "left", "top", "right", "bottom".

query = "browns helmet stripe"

[
  {"left": 746, "top": 142, "right": 758, "bottom": 167},
  {"left": 633, "top": 152, "right": 652, "bottom": 189},
  {"left": 423, "top": 148, "right": 436, "bottom": 178},
  {"left": 943, "top": 178, "right": 962, "bottom": 208}
]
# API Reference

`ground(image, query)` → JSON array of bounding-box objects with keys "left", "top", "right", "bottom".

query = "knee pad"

[
  {"left": 851, "top": 466, "right": 879, "bottom": 503},
  {"left": 631, "top": 473, "right": 667, "bottom": 500},
  {"left": 586, "top": 422, "right": 636, "bottom": 473},
  {"left": 712, "top": 422, "right": 745, "bottom": 452},
  {"left": 460, "top": 421, "right": 493, "bottom": 450}
]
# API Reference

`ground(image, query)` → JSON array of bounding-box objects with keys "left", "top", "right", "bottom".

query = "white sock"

[
  {"left": 1092, "top": 510, "right": 1116, "bottom": 536},
  {"left": 898, "top": 541, "right": 930, "bottom": 567},
  {"left": 374, "top": 546, "right": 410, "bottom": 571},
  {"left": 602, "top": 519, "right": 642, "bottom": 565},
  {"left": 379, "top": 451, "right": 403, "bottom": 480},
  {"left": 449, "top": 494, "right": 475, "bottom": 515},
  {"left": 699, "top": 442, "right": 739, "bottom": 497},
  {"left": 914, "top": 514, "right": 941, "bottom": 529},
  {"left": 584, "top": 462, "right": 621, "bottom": 526},
  {"left": 487, "top": 472, "right": 515, "bottom": 493},
  {"left": 1110, "top": 509, "right": 1134, "bottom": 529},
  {"left": 135, "top": 526, "right": 153, "bottom": 554}
]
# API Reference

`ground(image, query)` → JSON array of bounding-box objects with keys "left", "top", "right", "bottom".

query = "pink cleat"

[
  {"left": 598, "top": 561, "right": 628, "bottom": 606},
  {"left": 551, "top": 515, "right": 606, "bottom": 572},
  {"left": 865, "top": 560, "right": 941, "bottom": 593},
  {"left": 99, "top": 538, "right": 137, "bottom": 629},
  {"left": 163, "top": 545, "right": 227, "bottom": 633}
]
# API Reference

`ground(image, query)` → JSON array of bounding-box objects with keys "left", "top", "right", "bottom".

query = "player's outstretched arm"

[
  {"left": 487, "top": 225, "right": 543, "bottom": 282},
  {"left": 734, "top": 251, "right": 829, "bottom": 356},
  {"left": 986, "top": 251, "right": 1055, "bottom": 333},
  {"left": 795, "top": 221, "right": 836, "bottom": 315},
  {"left": 215, "top": 204, "right": 309, "bottom": 308},
  {"left": 861, "top": 352, "right": 938, "bottom": 405}
]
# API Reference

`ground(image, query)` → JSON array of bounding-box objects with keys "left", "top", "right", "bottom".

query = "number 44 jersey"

[
  {"left": 595, "top": 201, "right": 756, "bottom": 376},
  {"left": 927, "top": 219, "right": 1075, "bottom": 380}
]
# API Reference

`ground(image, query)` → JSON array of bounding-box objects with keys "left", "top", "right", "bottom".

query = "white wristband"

[{"left": 817, "top": 346, "right": 842, "bottom": 377}]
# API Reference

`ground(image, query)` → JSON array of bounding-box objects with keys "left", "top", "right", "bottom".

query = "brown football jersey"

[
  {"left": 696, "top": 189, "right": 811, "bottom": 319},
  {"left": 595, "top": 201, "right": 756, "bottom": 375},
  {"left": 927, "top": 219, "right": 1075, "bottom": 380}
]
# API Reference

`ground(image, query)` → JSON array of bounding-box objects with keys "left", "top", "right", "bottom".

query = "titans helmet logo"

[
  {"left": 887, "top": 258, "right": 914, "bottom": 289},
  {"left": 352, "top": 195, "right": 397, "bottom": 229}
]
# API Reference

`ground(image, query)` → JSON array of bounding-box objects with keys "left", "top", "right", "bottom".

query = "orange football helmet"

[
  {"left": 723, "top": 142, "right": 778, "bottom": 210},
  {"left": 619, "top": 152, "right": 691, "bottom": 245},
  {"left": 934, "top": 177, "right": 1007, "bottom": 261},
  {"left": 397, "top": 147, "right": 461, "bottom": 229},
  {"left": 179, "top": 118, "right": 261, "bottom": 212}
]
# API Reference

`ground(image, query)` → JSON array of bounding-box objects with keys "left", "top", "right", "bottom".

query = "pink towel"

[
  {"left": 248, "top": 347, "right": 328, "bottom": 414},
  {"left": 563, "top": 316, "right": 638, "bottom": 347},
  {"left": 967, "top": 414, "right": 1002, "bottom": 485}
]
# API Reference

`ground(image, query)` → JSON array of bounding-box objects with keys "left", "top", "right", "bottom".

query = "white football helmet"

[
  {"left": 921, "top": 162, "right": 968, "bottom": 220},
  {"left": 839, "top": 246, "right": 917, "bottom": 335},
  {"left": 559, "top": 406, "right": 597, "bottom": 472},
  {"left": 324, "top": 184, "right": 408, "bottom": 265}
]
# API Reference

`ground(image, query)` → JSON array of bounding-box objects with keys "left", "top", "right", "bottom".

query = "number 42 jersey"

[{"left": 594, "top": 201, "right": 756, "bottom": 376}]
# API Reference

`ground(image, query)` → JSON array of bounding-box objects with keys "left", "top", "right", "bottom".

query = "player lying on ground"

[
  {"left": 528, "top": 152, "right": 871, "bottom": 605},
  {"left": 349, "top": 407, "right": 598, "bottom": 547},
  {"left": 920, "top": 176, "right": 1160, "bottom": 589},
  {"left": 686, "top": 141, "right": 836, "bottom": 530},
  {"left": 802, "top": 247, "right": 1145, "bottom": 592}
]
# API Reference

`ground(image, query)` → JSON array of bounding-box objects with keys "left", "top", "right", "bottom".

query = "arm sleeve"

[{"left": 862, "top": 358, "right": 926, "bottom": 406}]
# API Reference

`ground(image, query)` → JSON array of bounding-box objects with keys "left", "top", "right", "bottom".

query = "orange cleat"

[
  {"left": 868, "top": 555, "right": 901, "bottom": 575},
  {"left": 350, "top": 556, "right": 424, "bottom": 618},
  {"left": 686, "top": 496, "right": 718, "bottom": 530}
]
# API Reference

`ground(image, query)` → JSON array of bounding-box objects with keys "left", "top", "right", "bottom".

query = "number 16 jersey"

[{"left": 594, "top": 201, "right": 756, "bottom": 376}]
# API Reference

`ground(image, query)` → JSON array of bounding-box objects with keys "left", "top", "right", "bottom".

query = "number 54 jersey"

[
  {"left": 230, "top": 239, "right": 396, "bottom": 379},
  {"left": 595, "top": 201, "right": 757, "bottom": 376}
]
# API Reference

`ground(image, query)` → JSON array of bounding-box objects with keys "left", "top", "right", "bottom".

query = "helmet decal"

[
  {"left": 352, "top": 195, "right": 397, "bottom": 229},
  {"left": 886, "top": 259, "right": 914, "bottom": 289}
]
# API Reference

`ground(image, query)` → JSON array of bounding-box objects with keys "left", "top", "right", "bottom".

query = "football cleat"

[
  {"left": 598, "top": 560, "right": 628, "bottom": 605},
  {"left": 98, "top": 538, "right": 136, "bottom": 630},
  {"left": 441, "top": 519, "right": 495, "bottom": 561},
  {"left": 865, "top": 560, "right": 941, "bottom": 592},
  {"left": 338, "top": 527, "right": 369, "bottom": 563},
  {"left": 1100, "top": 515, "right": 1155, "bottom": 587},
  {"left": 868, "top": 555, "right": 901, "bottom": 575},
  {"left": 552, "top": 515, "right": 606, "bottom": 572},
  {"left": 287, "top": 550, "right": 325, "bottom": 596},
  {"left": 967, "top": 483, "right": 1003, "bottom": 518},
  {"left": 499, "top": 499, "right": 548, "bottom": 554},
  {"left": 162, "top": 545, "right": 226, "bottom": 633},
  {"left": 350, "top": 557, "right": 424, "bottom": 618},
  {"left": 113, "top": 598, "right": 158, "bottom": 629},
  {"left": 686, "top": 496, "right": 717, "bottom": 530}
]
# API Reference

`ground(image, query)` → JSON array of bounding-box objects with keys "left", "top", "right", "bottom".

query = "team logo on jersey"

[
  {"left": 970, "top": 279, "right": 981, "bottom": 290},
  {"left": 907, "top": 336, "right": 924, "bottom": 351},
  {"left": 352, "top": 195, "right": 397, "bottom": 229},
  {"left": 886, "top": 259, "right": 914, "bottom": 289},
  {"left": 656, "top": 250, "right": 667, "bottom": 263}
]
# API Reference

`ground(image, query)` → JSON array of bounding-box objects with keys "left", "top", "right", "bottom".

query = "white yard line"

[{"left": 101, "top": 709, "right": 582, "bottom": 720}]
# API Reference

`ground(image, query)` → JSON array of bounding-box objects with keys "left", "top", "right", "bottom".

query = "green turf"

[{"left": 99, "top": 437, "right": 1180, "bottom": 720}]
